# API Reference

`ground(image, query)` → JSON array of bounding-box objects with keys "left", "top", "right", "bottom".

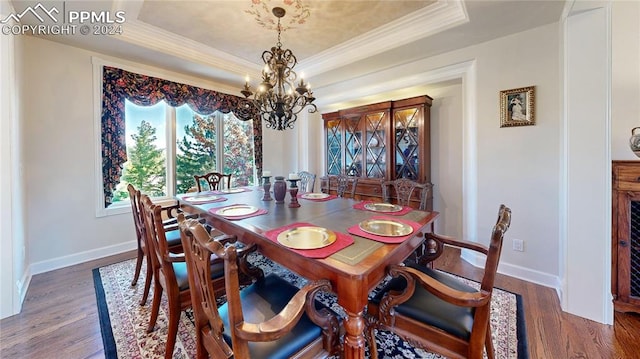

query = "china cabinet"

[
  {"left": 612, "top": 160, "right": 640, "bottom": 313},
  {"left": 322, "top": 95, "right": 433, "bottom": 208}
]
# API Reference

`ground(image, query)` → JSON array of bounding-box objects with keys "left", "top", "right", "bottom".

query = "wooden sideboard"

[{"left": 612, "top": 160, "right": 640, "bottom": 313}]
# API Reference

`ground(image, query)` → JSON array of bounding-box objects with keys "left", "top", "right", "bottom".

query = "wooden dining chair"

[
  {"left": 179, "top": 216, "right": 341, "bottom": 359},
  {"left": 382, "top": 178, "right": 432, "bottom": 210},
  {"left": 298, "top": 170, "right": 317, "bottom": 193},
  {"left": 367, "top": 205, "right": 512, "bottom": 359},
  {"left": 336, "top": 174, "right": 358, "bottom": 198},
  {"left": 194, "top": 172, "right": 232, "bottom": 192},
  {"left": 127, "top": 184, "right": 186, "bottom": 305},
  {"left": 140, "top": 194, "right": 248, "bottom": 359}
]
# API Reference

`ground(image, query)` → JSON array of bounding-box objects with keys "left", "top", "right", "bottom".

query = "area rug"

[{"left": 93, "top": 254, "right": 528, "bottom": 358}]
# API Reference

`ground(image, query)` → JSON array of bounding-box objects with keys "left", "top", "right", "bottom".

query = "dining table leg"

[{"left": 343, "top": 310, "right": 366, "bottom": 359}]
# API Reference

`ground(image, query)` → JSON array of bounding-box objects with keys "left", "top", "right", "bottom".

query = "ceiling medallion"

[
  {"left": 241, "top": 6, "right": 317, "bottom": 131},
  {"left": 245, "top": 0, "right": 311, "bottom": 31}
]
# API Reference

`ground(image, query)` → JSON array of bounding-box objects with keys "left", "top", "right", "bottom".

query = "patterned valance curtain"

[{"left": 101, "top": 66, "right": 262, "bottom": 207}]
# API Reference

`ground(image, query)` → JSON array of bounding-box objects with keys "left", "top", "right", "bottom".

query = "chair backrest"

[
  {"left": 179, "top": 217, "right": 233, "bottom": 358},
  {"left": 479, "top": 204, "right": 511, "bottom": 292},
  {"left": 336, "top": 174, "right": 358, "bottom": 198},
  {"left": 298, "top": 171, "right": 316, "bottom": 193},
  {"left": 140, "top": 194, "right": 175, "bottom": 279},
  {"left": 179, "top": 217, "right": 339, "bottom": 358},
  {"left": 194, "top": 172, "right": 232, "bottom": 192},
  {"left": 127, "top": 184, "right": 144, "bottom": 243},
  {"left": 382, "top": 178, "right": 425, "bottom": 207}
]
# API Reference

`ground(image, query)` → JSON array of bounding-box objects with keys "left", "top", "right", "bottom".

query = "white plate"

[
  {"left": 184, "top": 194, "right": 220, "bottom": 203},
  {"left": 215, "top": 205, "right": 259, "bottom": 217},
  {"left": 364, "top": 202, "right": 403, "bottom": 213},
  {"left": 277, "top": 227, "right": 337, "bottom": 249},
  {"left": 358, "top": 219, "right": 413, "bottom": 237},
  {"left": 301, "top": 193, "right": 331, "bottom": 200}
]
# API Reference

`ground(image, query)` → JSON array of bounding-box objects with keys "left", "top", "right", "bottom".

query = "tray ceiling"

[{"left": 6, "top": 0, "right": 567, "bottom": 90}]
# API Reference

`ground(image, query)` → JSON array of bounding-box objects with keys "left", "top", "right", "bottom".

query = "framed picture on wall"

[{"left": 500, "top": 86, "right": 535, "bottom": 127}]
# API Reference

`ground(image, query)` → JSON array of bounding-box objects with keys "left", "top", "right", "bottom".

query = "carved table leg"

[{"left": 343, "top": 311, "right": 366, "bottom": 359}]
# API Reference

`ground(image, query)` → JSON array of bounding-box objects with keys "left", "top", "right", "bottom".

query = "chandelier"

[{"left": 241, "top": 7, "right": 317, "bottom": 131}]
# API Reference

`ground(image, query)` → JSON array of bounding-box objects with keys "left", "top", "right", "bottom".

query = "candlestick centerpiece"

[
  {"left": 288, "top": 178, "right": 301, "bottom": 208},
  {"left": 261, "top": 172, "right": 272, "bottom": 201}
]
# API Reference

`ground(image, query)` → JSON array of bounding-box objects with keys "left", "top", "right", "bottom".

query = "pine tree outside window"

[{"left": 110, "top": 100, "right": 256, "bottom": 205}]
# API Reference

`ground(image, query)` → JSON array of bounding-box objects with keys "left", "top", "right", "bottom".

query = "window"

[
  {"left": 97, "top": 63, "right": 262, "bottom": 214},
  {"left": 110, "top": 100, "right": 256, "bottom": 205}
]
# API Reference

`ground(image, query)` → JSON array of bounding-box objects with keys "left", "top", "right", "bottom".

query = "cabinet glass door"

[
  {"left": 365, "top": 111, "right": 387, "bottom": 178},
  {"left": 326, "top": 119, "right": 342, "bottom": 175},
  {"left": 344, "top": 116, "right": 363, "bottom": 177},
  {"left": 394, "top": 107, "right": 420, "bottom": 180}
]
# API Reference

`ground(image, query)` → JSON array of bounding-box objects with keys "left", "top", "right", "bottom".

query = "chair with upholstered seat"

[
  {"left": 194, "top": 172, "right": 232, "bottom": 192},
  {"left": 179, "top": 216, "right": 341, "bottom": 359},
  {"left": 382, "top": 178, "right": 433, "bottom": 210},
  {"left": 298, "top": 171, "right": 317, "bottom": 193},
  {"left": 127, "top": 184, "right": 187, "bottom": 305},
  {"left": 140, "top": 194, "right": 252, "bottom": 359},
  {"left": 367, "top": 205, "right": 511, "bottom": 359}
]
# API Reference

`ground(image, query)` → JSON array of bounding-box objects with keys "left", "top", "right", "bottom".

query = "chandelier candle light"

[{"left": 241, "top": 7, "right": 317, "bottom": 131}]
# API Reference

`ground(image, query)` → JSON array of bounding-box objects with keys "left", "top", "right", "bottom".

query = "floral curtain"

[{"left": 101, "top": 66, "right": 262, "bottom": 207}]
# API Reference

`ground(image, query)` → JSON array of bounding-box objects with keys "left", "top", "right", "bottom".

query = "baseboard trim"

[
  {"left": 29, "top": 241, "right": 137, "bottom": 276},
  {"left": 461, "top": 249, "right": 562, "bottom": 294}
]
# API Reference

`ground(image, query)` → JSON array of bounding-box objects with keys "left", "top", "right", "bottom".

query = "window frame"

[{"left": 93, "top": 57, "right": 254, "bottom": 217}]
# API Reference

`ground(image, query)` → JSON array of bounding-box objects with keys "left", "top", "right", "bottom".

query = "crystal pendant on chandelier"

[{"left": 241, "top": 7, "right": 317, "bottom": 131}]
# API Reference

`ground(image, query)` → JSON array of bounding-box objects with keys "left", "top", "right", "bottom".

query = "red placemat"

[
  {"left": 212, "top": 187, "right": 253, "bottom": 195},
  {"left": 347, "top": 216, "right": 422, "bottom": 244},
  {"left": 182, "top": 193, "right": 228, "bottom": 204},
  {"left": 297, "top": 193, "right": 338, "bottom": 202},
  {"left": 353, "top": 201, "right": 413, "bottom": 216},
  {"left": 263, "top": 222, "right": 354, "bottom": 258},
  {"left": 208, "top": 204, "right": 268, "bottom": 220}
]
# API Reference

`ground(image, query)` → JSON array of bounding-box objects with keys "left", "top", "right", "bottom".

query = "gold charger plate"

[
  {"left": 364, "top": 202, "right": 403, "bottom": 213},
  {"left": 218, "top": 188, "right": 244, "bottom": 194},
  {"left": 301, "top": 193, "right": 330, "bottom": 200},
  {"left": 215, "top": 205, "right": 258, "bottom": 217},
  {"left": 277, "top": 226, "right": 337, "bottom": 250},
  {"left": 185, "top": 194, "right": 220, "bottom": 203},
  {"left": 359, "top": 219, "right": 413, "bottom": 237}
]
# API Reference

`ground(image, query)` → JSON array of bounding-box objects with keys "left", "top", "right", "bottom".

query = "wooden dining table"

[{"left": 177, "top": 187, "right": 438, "bottom": 359}]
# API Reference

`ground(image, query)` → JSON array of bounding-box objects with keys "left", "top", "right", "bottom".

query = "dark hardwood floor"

[{"left": 1, "top": 248, "right": 639, "bottom": 358}]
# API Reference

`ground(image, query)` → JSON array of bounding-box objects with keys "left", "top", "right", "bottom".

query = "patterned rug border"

[
  {"left": 93, "top": 258, "right": 528, "bottom": 359},
  {"left": 93, "top": 267, "right": 117, "bottom": 358}
]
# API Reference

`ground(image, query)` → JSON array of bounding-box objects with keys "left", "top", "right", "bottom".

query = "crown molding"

[
  {"left": 117, "top": 20, "right": 260, "bottom": 78},
  {"left": 299, "top": 0, "right": 469, "bottom": 77},
  {"left": 109, "top": 0, "right": 467, "bottom": 81}
]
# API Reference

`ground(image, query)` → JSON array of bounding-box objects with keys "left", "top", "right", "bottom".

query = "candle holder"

[
  {"left": 261, "top": 176, "right": 272, "bottom": 201},
  {"left": 288, "top": 179, "right": 301, "bottom": 208}
]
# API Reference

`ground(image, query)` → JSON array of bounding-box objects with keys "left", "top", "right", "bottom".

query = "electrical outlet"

[{"left": 512, "top": 238, "right": 524, "bottom": 252}]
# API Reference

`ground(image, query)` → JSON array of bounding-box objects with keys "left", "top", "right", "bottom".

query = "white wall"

[
  {"left": 429, "top": 82, "right": 463, "bottom": 238},
  {"left": 20, "top": 38, "right": 135, "bottom": 270},
  {"left": 564, "top": 4, "right": 611, "bottom": 323},
  {"left": 611, "top": 0, "right": 640, "bottom": 160}
]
